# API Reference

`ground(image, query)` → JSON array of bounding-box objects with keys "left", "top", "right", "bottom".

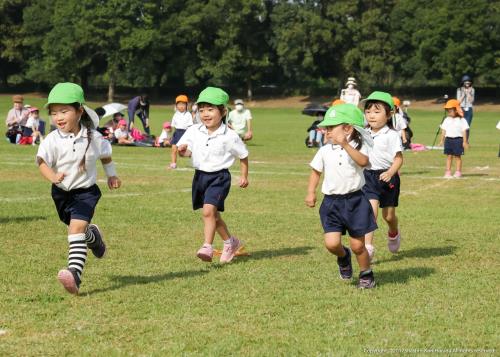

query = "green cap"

[
  {"left": 45, "top": 82, "right": 86, "bottom": 108},
  {"left": 318, "top": 103, "right": 365, "bottom": 128},
  {"left": 196, "top": 87, "right": 229, "bottom": 106},
  {"left": 364, "top": 91, "right": 394, "bottom": 110}
]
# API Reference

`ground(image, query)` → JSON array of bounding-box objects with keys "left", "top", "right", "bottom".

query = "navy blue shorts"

[
  {"left": 362, "top": 169, "right": 400, "bottom": 208},
  {"left": 319, "top": 190, "right": 377, "bottom": 237},
  {"left": 192, "top": 169, "right": 231, "bottom": 211},
  {"left": 444, "top": 137, "right": 464, "bottom": 156},
  {"left": 171, "top": 129, "right": 186, "bottom": 146},
  {"left": 51, "top": 184, "right": 101, "bottom": 225}
]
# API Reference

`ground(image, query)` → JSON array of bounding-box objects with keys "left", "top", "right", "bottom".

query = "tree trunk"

[
  {"left": 107, "top": 77, "right": 115, "bottom": 102},
  {"left": 246, "top": 78, "right": 253, "bottom": 102}
]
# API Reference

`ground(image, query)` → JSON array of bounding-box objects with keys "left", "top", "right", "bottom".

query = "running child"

[
  {"left": 362, "top": 91, "right": 403, "bottom": 261},
  {"left": 439, "top": 99, "right": 469, "bottom": 178},
  {"left": 36, "top": 82, "right": 121, "bottom": 294},
  {"left": 169, "top": 94, "right": 193, "bottom": 169},
  {"left": 177, "top": 87, "right": 249, "bottom": 263},
  {"left": 305, "top": 103, "right": 377, "bottom": 289}
]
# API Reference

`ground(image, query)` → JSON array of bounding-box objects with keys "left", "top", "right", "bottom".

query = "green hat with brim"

[
  {"left": 45, "top": 82, "right": 99, "bottom": 128},
  {"left": 318, "top": 103, "right": 373, "bottom": 147},
  {"left": 196, "top": 87, "right": 229, "bottom": 106},
  {"left": 362, "top": 91, "right": 394, "bottom": 110}
]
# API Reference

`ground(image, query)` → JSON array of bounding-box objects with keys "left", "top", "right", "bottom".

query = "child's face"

[
  {"left": 49, "top": 104, "right": 83, "bottom": 133},
  {"left": 365, "top": 103, "right": 390, "bottom": 131},
  {"left": 199, "top": 104, "right": 224, "bottom": 130},
  {"left": 176, "top": 102, "right": 187, "bottom": 112},
  {"left": 31, "top": 110, "right": 39, "bottom": 118},
  {"left": 447, "top": 108, "right": 457, "bottom": 117}
]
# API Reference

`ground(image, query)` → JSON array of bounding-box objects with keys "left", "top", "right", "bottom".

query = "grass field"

[{"left": 0, "top": 95, "right": 499, "bottom": 356}]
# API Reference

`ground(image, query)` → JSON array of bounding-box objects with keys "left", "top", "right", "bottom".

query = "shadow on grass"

[
  {"left": 372, "top": 266, "right": 436, "bottom": 286},
  {"left": 0, "top": 215, "right": 48, "bottom": 224},
  {"left": 463, "top": 173, "right": 488, "bottom": 177},
  {"left": 82, "top": 246, "right": 314, "bottom": 296},
  {"left": 401, "top": 170, "right": 430, "bottom": 175},
  {"left": 375, "top": 245, "right": 457, "bottom": 264}
]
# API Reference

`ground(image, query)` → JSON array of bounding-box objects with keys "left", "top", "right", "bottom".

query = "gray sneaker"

[
  {"left": 337, "top": 247, "right": 352, "bottom": 280},
  {"left": 357, "top": 270, "right": 376, "bottom": 289}
]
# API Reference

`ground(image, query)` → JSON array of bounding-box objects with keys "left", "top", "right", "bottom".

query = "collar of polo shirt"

[
  {"left": 369, "top": 125, "right": 390, "bottom": 137},
  {"left": 57, "top": 125, "right": 87, "bottom": 139},
  {"left": 198, "top": 123, "right": 228, "bottom": 136}
]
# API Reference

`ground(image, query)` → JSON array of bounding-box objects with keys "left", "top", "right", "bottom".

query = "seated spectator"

[
  {"left": 113, "top": 119, "right": 135, "bottom": 145},
  {"left": 155, "top": 121, "right": 173, "bottom": 147},
  {"left": 5, "top": 95, "right": 29, "bottom": 144},
  {"left": 25, "top": 107, "right": 44, "bottom": 145}
]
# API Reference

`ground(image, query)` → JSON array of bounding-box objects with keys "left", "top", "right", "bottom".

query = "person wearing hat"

[
  {"left": 361, "top": 91, "right": 404, "bottom": 262},
  {"left": 127, "top": 94, "right": 150, "bottom": 135},
  {"left": 176, "top": 87, "right": 249, "bottom": 264},
  {"left": 227, "top": 99, "right": 253, "bottom": 141},
  {"left": 438, "top": 99, "right": 469, "bottom": 178},
  {"left": 156, "top": 121, "right": 173, "bottom": 147},
  {"left": 25, "top": 107, "right": 44, "bottom": 145},
  {"left": 392, "top": 96, "right": 410, "bottom": 150},
  {"left": 305, "top": 103, "right": 377, "bottom": 289},
  {"left": 340, "top": 77, "right": 362, "bottom": 106},
  {"left": 5, "top": 94, "right": 29, "bottom": 144},
  {"left": 169, "top": 94, "right": 193, "bottom": 169},
  {"left": 456, "top": 74, "right": 475, "bottom": 141},
  {"left": 36, "top": 82, "right": 122, "bottom": 295},
  {"left": 114, "top": 119, "right": 135, "bottom": 145}
]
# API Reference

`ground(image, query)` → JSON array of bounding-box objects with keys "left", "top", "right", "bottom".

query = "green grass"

[{"left": 0, "top": 95, "right": 499, "bottom": 355}]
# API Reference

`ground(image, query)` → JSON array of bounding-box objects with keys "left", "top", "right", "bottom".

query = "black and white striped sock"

[
  {"left": 84, "top": 226, "right": 96, "bottom": 246},
  {"left": 68, "top": 233, "right": 87, "bottom": 280}
]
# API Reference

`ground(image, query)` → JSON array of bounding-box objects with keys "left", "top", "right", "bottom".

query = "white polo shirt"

[
  {"left": 367, "top": 126, "right": 403, "bottom": 170},
  {"left": 394, "top": 111, "right": 408, "bottom": 132},
  {"left": 440, "top": 117, "right": 469, "bottom": 138},
  {"left": 113, "top": 128, "right": 128, "bottom": 139},
  {"left": 26, "top": 117, "right": 40, "bottom": 131},
  {"left": 310, "top": 141, "right": 369, "bottom": 195},
  {"left": 227, "top": 108, "right": 252, "bottom": 136},
  {"left": 177, "top": 123, "right": 248, "bottom": 172},
  {"left": 171, "top": 111, "right": 193, "bottom": 130},
  {"left": 36, "top": 127, "right": 112, "bottom": 191}
]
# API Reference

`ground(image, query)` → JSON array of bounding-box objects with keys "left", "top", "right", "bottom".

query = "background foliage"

[{"left": 0, "top": 0, "right": 499, "bottom": 98}]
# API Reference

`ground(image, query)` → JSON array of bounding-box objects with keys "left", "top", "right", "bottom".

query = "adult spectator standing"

[
  {"left": 5, "top": 95, "right": 29, "bottom": 143},
  {"left": 340, "top": 77, "right": 362, "bottom": 106},
  {"left": 227, "top": 99, "right": 253, "bottom": 141},
  {"left": 127, "top": 94, "right": 150, "bottom": 135},
  {"left": 456, "top": 75, "right": 475, "bottom": 141}
]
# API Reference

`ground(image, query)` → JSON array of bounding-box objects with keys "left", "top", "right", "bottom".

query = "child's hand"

[
  {"left": 52, "top": 172, "right": 65, "bottom": 184},
  {"left": 107, "top": 176, "right": 121, "bottom": 190},
  {"left": 177, "top": 144, "right": 188, "bottom": 153},
  {"left": 379, "top": 171, "right": 393, "bottom": 182},
  {"left": 463, "top": 141, "right": 469, "bottom": 150},
  {"left": 239, "top": 176, "right": 249, "bottom": 188},
  {"left": 330, "top": 125, "right": 348, "bottom": 146},
  {"left": 305, "top": 193, "right": 316, "bottom": 207}
]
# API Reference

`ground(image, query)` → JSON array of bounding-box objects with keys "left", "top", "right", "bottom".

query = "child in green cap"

[
  {"left": 177, "top": 87, "right": 249, "bottom": 263},
  {"left": 305, "top": 103, "right": 377, "bottom": 289},
  {"left": 36, "top": 82, "right": 122, "bottom": 295},
  {"left": 361, "top": 91, "right": 404, "bottom": 262}
]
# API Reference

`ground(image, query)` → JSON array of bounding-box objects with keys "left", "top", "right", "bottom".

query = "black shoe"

[
  {"left": 357, "top": 270, "right": 376, "bottom": 289},
  {"left": 337, "top": 247, "right": 353, "bottom": 280},
  {"left": 86, "top": 224, "right": 106, "bottom": 258}
]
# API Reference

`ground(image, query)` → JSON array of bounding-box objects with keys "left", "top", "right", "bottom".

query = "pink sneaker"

[
  {"left": 387, "top": 232, "right": 401, "bottom": 253},
  {"left": 453, "top": 171, "right": 462, "bottom": 178},
  {"left": 196, "top": 244, "right": 213, "bottom": 262},
  {"left": 57, "top": 269, "right": 80, "bottom": 295},
  {"left": 444, "top": 170, "right": 452, "bottom": 178},
  {"left": 169, "top": 163, "right": 177, "bottom": 169},
  {"left": 220, "top": 237, "right": 242, "bottom": 263},
  {"left": 366, "top": 244, "right": 375, "bottom": 262}
]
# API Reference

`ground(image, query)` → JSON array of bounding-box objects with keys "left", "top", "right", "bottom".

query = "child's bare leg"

[
  {"left": 349, "top": 236, "right": 370, "bottom": 271},
  {"left": 446, "top": 155, "right": 452, "bottom": 171},
  {"left": 455, "top": 156, "right": 462, "bottom": 172},
  {"left": 68, "top": 219, "right": 88, "bottom": 235},
  {"left": 171, "top": 144, "right": 178, "bottom": 164},
  {"left": 214, "top": 211, "right": 231, "bottom": 241},
  {"left": 382, "top": 207, "right": 398, "bottom": 234},
  {"left": 324, "top": 232, "right": 345, "bottom": 257},
  {"left": 202, "top": 204, "right": 218, "bottom": 245},
  {"left": 365, "top": 199, "right": 379, "bottom": 246}
]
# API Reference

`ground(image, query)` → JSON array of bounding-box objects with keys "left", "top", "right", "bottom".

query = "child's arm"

[
  {"left": 239, "top": 157, "right": 249, "bottom": 188},
  {"left": 401, "top": 129, "right": 407, "bottom": 145},
  {"left": 462, "top": 130, "right": 469, "bottom": 149},
  {"left": 380, "top": 152, "right": 403, "bottom": 182},
  {"left": 305, "top": 169, "right": 321, "bottom": 207},
  {"left": 101, "top": 157, "right": 121, "bottom": 189},
  {"left": 439, "top": 129, "right": 446, "bottom": 145},
  {"left": 37, "top": 158, "right": 65, "bottom": 184}
]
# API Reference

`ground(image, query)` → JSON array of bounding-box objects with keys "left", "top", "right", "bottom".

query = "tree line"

[{"left": 1, "top": 0, "right": 498, "bottom": 101}]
